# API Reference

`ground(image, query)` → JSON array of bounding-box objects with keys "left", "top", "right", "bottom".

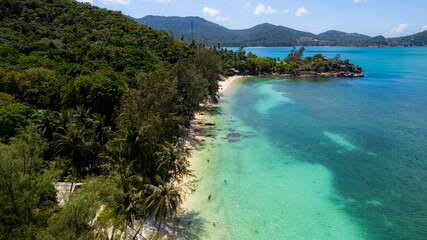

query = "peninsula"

[{"left": 219, "top": 46, "right": 364, "bottom": 78}]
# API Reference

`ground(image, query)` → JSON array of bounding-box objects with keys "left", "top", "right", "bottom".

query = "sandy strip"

[{"left": 218, "top": 75, "right": 246, "bottom": 94}]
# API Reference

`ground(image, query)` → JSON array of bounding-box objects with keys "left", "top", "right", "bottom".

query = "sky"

[{"left": 78, "top": 0, "right": 427, "bottom": 37}]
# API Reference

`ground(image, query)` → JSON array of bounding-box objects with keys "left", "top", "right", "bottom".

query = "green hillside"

[
  {"left": 0, "top": 0, "right": 222, "bottom": 239},
  {"left": 387, "top": 30, "right": 427, "bottom": 46}
]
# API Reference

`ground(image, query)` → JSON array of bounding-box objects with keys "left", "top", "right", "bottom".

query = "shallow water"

[{"left": 179, "top": 47, "right": 427, "bottom": 240}]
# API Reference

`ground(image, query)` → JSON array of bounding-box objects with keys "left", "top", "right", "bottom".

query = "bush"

[{"left": 0, "top": 103, "right": 31, "bottom": 141}]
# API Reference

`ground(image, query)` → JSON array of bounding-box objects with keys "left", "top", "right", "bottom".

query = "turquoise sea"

[{"left": 178, "top": 47, "right": 427, "bottom": 240}]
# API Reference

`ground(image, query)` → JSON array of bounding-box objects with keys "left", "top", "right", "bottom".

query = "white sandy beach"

[{"left": 218, "top": 75, "right": 245, "bottom": 95}]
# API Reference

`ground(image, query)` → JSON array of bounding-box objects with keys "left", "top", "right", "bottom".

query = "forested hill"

[
  {"left": 133, "top": 15, "right": 427, "bottom": 47},
  {"left": 0, "top": 0, "right": 222, "bottom": 238},
  {"left": 0, "top": 0, "right": 220, "bottom": 116},
  {"left": 1, "top": 0, "right": 187, "bottom": 74}
]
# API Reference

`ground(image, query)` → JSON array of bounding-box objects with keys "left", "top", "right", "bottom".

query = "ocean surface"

[{"left": 178, "top": 47, "right": 427, "bottom": 240}]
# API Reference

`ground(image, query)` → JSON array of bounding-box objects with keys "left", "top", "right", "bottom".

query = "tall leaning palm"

[
  {"left": 144, "top": 175, "right": 184, "bottom": 231},
  {"left": 156, "top": 142, "right": 191, "bottom": 182}
]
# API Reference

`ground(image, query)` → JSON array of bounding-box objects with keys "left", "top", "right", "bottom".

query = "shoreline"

[
  {"left": 171, "top": 75, "right": 244, "bottom": 238},
  {"left": 223, "top": 46, "right": 427, "bottom": 48},
  {"left": 218, "top": 75, "right": 246, "bottom": 95},
  {"left": 136, "top": 76, "right": 246, "bottom": 239},
  {"left": 183, "top": 75, "right": 246, "bottom": 150}
]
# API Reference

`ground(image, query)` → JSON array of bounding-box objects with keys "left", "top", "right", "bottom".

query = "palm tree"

[
  {"left": 103, "top": 140, "right": 148, "bottom": 239},
  {"left": 144, "top": 175, "right": 185, "bottom": 231},
  {"left": 56, "top": 109, "right": 74, "bottom": 135},
  {"left": 33, "top": 109, "right": 58, "bottom": 141},
  {"left": 73, "top": 105, "right": 93, "bottom": 130},
  {"left": 122, "top": 127, "right": 152, "bottom": 174},
  {"left": 53, "top": 126, "right": 97, "bottom": 176},
  {"left": 156, "top": 142, "right": 191, "bottom": 182},
  {"left": 92, "top": 113, "right": 111, "bottom": 147}
]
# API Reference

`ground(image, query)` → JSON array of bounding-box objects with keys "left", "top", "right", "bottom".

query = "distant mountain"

[
  {"left": 131, "top": 15, "right": 364, "bottom": 47},
  {"left": 131, "top": 15, "right": 427, "bottom": 47},
  {"left": 129, "top": 16, "right": 235, "bottom": 45},
  {"left": 318, "top": 30, "right": 371, "bottom": 41}
]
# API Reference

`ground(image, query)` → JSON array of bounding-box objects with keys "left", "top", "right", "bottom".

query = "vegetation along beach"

[{"left": 1, "top": 0, "right": 426, "bottom": 239}]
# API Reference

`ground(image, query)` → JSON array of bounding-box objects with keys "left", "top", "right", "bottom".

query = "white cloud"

[
  {"left": 423, "top": 25, "right": 427, "bottom": 30},
  {"left": 354, "top": 0, "right": 368, "bottom": 3},
  {"left": 391, "top": 23, "right": 409, "bottom": 34},
  {"left": 103, "top": 0, "right": 130, "bottom": 4},
  {"left": 282, "top": 9, "right": 289, "bottom": 14},
  {"left": 216, "top": 16, "right": 230, "bottom": 21},
  {"left": 295, "top": 7, "right": 309, "bottom": 16},
  {"left": 202, "top": 7, "right": 220, "bottom": 16},
  {"left": 77, "top": 0, "right": 93, "bottom": 3},
  {"left": 266, "top": 6, "right": 276, "bottom": 14},
  {"left": 245, "top": 2, "right": 251, "bottom": 8},
  {"left": 253, "top": 4, "right": 276, "bottom": 15},
  {"left": 156, "top": 0, "right": 171, "bottom": 2}
]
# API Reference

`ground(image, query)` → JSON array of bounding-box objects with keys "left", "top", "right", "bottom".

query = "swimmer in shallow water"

[
  {"left": 208, "top": 194, "right": 211, "bottom": 200},
  {"left": 224, "top": 180, "right": 227, "bottom": 183}
]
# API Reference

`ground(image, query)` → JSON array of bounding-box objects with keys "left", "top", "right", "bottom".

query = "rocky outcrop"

[
  {"left": 273, "top": 72, "right": 364, "bottom": 78},
  {"left": 331, "top": 59, "right": 363, "bottom": 73}
]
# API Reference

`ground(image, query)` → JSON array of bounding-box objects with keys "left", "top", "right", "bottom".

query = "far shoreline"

[{"left": 223, "top": 46, "right": 427, "bottom": 48}]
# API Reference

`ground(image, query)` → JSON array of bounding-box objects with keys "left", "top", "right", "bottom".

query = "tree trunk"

[
  {"left": 132, "top": 225, "right": 143, "bottom": 240},
  {"left": 157, "top": 220, "right": 162, "bottom": 232}
]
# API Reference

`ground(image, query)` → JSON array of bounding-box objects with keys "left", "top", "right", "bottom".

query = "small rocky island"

[{"left": 223, "top": 47, "right": 364, "bottom": 78}]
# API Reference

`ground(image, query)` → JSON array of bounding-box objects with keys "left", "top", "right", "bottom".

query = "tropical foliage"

[{"left": 0, "top": 0, "right": 217, "bottom": 238}]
